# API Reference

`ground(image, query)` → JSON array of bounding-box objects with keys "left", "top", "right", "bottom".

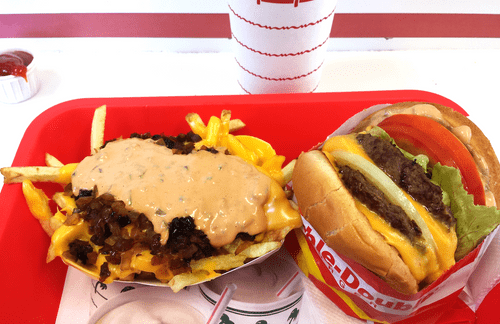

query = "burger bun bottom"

[{"left": 292, "top": 150, "right": 419, "bottom": 295}]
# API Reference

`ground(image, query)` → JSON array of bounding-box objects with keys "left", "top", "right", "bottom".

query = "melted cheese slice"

[
  {"left": 355, "top": 202, "right": 437, "bottom": 282},
  {"left": 322, "top": 134, "right": 456, "bottom": 284},
  {"left": 265, "top": 178, "right": 303, "bottom": 231}
]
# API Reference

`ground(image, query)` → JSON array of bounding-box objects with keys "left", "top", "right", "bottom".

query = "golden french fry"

[
  {"left": 185, "top": 113, "right": 207, "bottom": 137},
  {"left": 229, "top": 119, "right": 245, "bottom": 133},
  {"left": 282, "top": 159, "right": 296, "bottom": 185},
  {"left": 22, "top": 180, "right": 52, "bottom": 220},
  {"left": 225, "top": 134, "right": 258, "bottom": 164},
  {"left": 53, "top": 192, "right": 76, "bottom": 215},
  {"left": 168, "top": 242, "right": 278, "bottom": 292},
  {"left": 240, "top": 241, "right": 281, "bottom": 258},
  {"left": 204, "top": 116, "right": 222, "bottom": 147},
  {"left": 50, "top": 210, "right": 66, "bottom": 232},
  {"left": 186, "top": 111, "right": 244, "bottom": 137},
  {"left": 47, "top": 243, "right": 58, "bottom": 263},
  {"left": 2, "top": 166, "right": 60, "bottom": 184},
  {"left": 45, "top": 153, "right": 64, "bottom": 167},
  {"left": 22, "top": 180, "right": 54, "bottom": 235},
  {"left": 91, "top": 105, "right": 106, "bottom": 154},
  {"left": 168, "top": 270, "right": 220, "bottom": 293},
  {"left": 221, "top": 238, "right": 245, "bottom": 255},
  {"left": 220, "top": 110, "right": 231, "bottom": 137},
  {"left": 1, "top": 164, "right": 78, "bottom": 184},
  {"left": 191, "top": 253, "right": 247, "bottom": 272}
]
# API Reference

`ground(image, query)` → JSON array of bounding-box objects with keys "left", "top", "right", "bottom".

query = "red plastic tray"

[{"left": 0, "top": 91, "right": 496, "bottom": 323}]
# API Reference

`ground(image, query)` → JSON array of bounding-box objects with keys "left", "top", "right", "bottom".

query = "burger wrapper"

[
  {"left": 286, "top": 104, "right": 500, "bottom": 323},
  {"left": 227, "top": 0, "right": 337, "bottom": 94}
]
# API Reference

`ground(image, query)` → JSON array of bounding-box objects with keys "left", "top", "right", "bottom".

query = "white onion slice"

[{"left": 330, "top": 150, "right": 437, "bottom": 254}]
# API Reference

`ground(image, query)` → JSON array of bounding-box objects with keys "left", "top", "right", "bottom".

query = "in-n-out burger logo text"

[
  {"left": 257, "top": 0, "right": 313, "bottom": 7},
  {"left": 301, "top": 219, "right": 435, "bottom": 315}
]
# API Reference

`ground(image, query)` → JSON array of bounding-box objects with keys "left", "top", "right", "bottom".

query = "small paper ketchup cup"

[{"left": 0, "top": 49, "right": 39, "bottom": 104}]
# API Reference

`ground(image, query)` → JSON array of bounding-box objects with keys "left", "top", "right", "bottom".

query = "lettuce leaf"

[{"left": 431, "top": 164, "right": 500, "bottom": 260}]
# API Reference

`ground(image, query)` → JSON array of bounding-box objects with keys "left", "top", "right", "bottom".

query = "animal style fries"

[{"left": 1, "top": 106, "right": 301, "bottom": 292}]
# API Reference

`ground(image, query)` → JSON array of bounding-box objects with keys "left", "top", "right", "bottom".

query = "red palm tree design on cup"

[{"left": 257, "top": 0, "right": 314, "bottom": 8}]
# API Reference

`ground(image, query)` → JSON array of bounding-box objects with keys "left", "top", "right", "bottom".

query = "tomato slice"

[{"left": 377, "top": 114, "right": 486, "bottom": 206}]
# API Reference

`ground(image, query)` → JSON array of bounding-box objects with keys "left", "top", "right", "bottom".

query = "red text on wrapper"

[{"left": 300, "top": 218, "right": 479, "bottom": 317}]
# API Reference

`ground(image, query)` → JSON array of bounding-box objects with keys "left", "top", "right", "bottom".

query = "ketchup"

[{"left": 0, "top": 51, "right": 33, "bottom": 81}]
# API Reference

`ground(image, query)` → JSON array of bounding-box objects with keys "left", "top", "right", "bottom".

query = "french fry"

[
  {"left": 1, "top": 163, "right": 78, "bottom": 184},
  {"left": 185, "top": 111, "right": 290, "bottom": 185},
  {"left": 186, "top": 113, "right": 207, "bottom": 137},
  {"left": 220, "top": 110, "right": 231, "bottom": 138},
  {"left": 90, "top": 105, "right": 106, "bottom": 154},
  {"left": 225, "top": 134, "right": 258, "bottom": 164},
  {"left": 22, "top": 180, "right": 54, "bottom": 235},
  {"left": 168, "top": 270, "right": 220, "bottom": 293},
  {"left": 168, "top": 243, "right": 282, "bottom": 291},
  {"left": 45, "top": 153, "right": 64, "bottom": 167},
  {"left": 50, "top": 210, "right": 67, "bottom": 232},
  {"left": 204, "top": 116, "right": 222, "bottom": 147},
  {"left": 191, "top": 254, "right": 247, "bottom": 272},
  {"left": 186, "top": 111, "right": 245, "bottom": 137},
  {"left": 229, "top": 119, "right": 245, "bottom": 133},
  {"left": 53, "top": 192, "right": 76, "bottom": 215},
  {"left": 2, "top": 166, "right": 61, "bottom": 184},
  {"left": 282, "top": 159, "right": 296, "bottom": 185},
  {"left": 240, "top": 241, "right": 282, "bottom": 259}
]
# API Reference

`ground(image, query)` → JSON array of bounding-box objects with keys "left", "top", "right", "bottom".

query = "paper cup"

[
  {"left": 199, "top": 247, "right": 305, "bottom": 323},
  {"left": 0, "top": 49, "right": 39, "bottom": 103},
  {"left": 228, "top": 0, "right": 337, "bottom": 94},
  {"left": 88, "top": 285, "right": 208, "bottom": 324}
]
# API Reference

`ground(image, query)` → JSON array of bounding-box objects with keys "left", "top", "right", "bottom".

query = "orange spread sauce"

[{"left": 71, "top": 138, "right": 271, "bottom": 248}]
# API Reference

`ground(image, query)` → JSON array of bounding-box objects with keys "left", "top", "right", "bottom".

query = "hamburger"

[
  {"left": 292, "top": 102, "right": 500, "bottom": 295},
  {"left": 1, "top": 108, "right": 302, "bottom": 292}
]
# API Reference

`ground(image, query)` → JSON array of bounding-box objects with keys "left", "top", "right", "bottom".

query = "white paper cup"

[
  {"left": 88, "top": 286, "right": 208, "bottom": 324},
  {"left": 199, "top": 247, "right": 305, "bottom": 323},
  {"left": 228, "top": 0, "right": 337, "bottom": 94},
  {"left": 200, "top": 285, "right": 304, "bottom": 324},
  {"left": 0, "top": 49, "right": 39, "bottom": 103}
]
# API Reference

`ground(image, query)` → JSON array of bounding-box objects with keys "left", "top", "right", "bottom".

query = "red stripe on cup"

[
  {"left": 257, "top": 0, "right": 314, "bottom": 6},
  {"left": 232, "top": 33, "right": 329, "bottom": 57},
  {"left": 235, "top": 58, "right": 324, "bottom": 81},
  {"left": 228, "top": 4, "right": 335, "bottom": 30}
]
